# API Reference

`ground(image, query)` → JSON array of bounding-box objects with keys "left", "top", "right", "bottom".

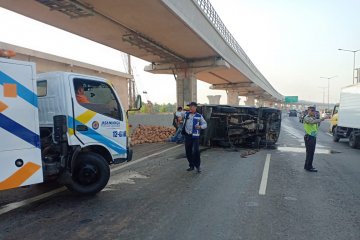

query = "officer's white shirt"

[{"left": 184, "top": 112, "right": 207, "bottom": 135}]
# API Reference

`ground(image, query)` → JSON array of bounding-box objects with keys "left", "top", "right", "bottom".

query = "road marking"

[
  {"left": 0, "top": 187, "right": 66, "bottom": 216},
  {"left": 111, "top": 144, "right": 183, "bottom": 173},
  {"left": 259, "top": 154, "right": 271, "bottom": 195},
  {"left": 326, "top": 133, "right": 333, "bottom": 137},
  {"left": 0, "top": 144, "right": 182, "bottom": 216}
]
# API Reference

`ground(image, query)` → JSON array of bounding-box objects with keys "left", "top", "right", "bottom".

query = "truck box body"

[
  {"left": 338, "top": 84, "right": 360, "bottom": 129},
  {"left": 0, "top": 58, "right": 43, "bottom": 190}
]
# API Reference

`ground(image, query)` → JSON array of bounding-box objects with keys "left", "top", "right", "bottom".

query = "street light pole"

[
  {"left": 338, "top": 48, "right": 360, "bottom": 84},
  {"left": 320, "top": 76, "right": 337, "bottom": 110},
  {"left": 318, "top": 87, "right": 326, "bottom": 109}
]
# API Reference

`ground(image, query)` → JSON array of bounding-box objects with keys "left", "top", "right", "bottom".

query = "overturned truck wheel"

[{"left": 66, "top": 152, "right": 110, "bottom": 195}]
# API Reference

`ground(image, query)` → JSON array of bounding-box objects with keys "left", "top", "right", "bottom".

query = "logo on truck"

[
  {"left": 101, "top": 120, "right": 120, "bottom": 128},
  {"left": 92, "top": 121, "right": 99, "bottom": 130}
]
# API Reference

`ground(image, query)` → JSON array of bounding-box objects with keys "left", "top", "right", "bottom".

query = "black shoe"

[
  {"left": 187, "top": 167, "right": 194, "bottom": 171},
  {"left": 196, "top": 167, "right": 201, "bottom": 173},
  {"left": 305, "top": 168, "right": 318, "bottom": 172}
]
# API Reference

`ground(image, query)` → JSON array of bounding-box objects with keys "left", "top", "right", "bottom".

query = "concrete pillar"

[
  {"left": 207, "top": 95, "right": 221, "bottom": 104},
  {"left": 176, "top": 69, "right": 197, "bottom": 106},
  {"left": 245, "top": 96, "right": 255, "bottom": 106},
  {"left": 257, "top": 98, "right": 264, "bottom": 107},
  {"left": 227, "top": 90, "right": 239, "bottom": 105}
]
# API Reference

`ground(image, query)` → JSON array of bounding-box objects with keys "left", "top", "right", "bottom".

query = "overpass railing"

[{"left": 193, "top": 0, "right": 280, "bottom": 95}]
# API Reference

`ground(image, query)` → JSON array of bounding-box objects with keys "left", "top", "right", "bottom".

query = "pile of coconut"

[{"left": 130, "top": 125, "right": 176, "bottom": 145}]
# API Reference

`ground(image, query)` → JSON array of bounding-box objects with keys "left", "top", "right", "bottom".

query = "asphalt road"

[{"left": 0, "top": 116, "right": 359, "bottom": 240}]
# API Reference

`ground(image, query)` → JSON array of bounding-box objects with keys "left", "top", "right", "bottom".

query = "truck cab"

[{"left": 1, "top": 58, "right": 139, "bottom": 194}]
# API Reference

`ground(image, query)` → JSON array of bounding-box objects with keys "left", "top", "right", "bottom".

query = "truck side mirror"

[
  {"left": 127, "top": 95, "right": 142, "bottom": 115},
  {"left": 135, "top": 94, "right": 142, "bottom": 110}
]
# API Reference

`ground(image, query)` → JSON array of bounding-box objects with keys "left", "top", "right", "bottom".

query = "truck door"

[
  {"left": 0, "top": 59, "right": 43, "bottom": 190},
  {"left": 69, "top": 77, "right": 127, "bottom": 159}
]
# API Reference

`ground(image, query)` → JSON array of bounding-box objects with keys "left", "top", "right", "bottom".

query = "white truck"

[
  {"left": 0, "top": 56, "right": 141, "bottom": 194},
  {"left": 332, "top": 84, "right": 360, "bottom": 148}
]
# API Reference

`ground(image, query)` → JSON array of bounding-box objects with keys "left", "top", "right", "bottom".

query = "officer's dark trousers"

[
  {"left": 304, "top": 134, "right": 316, "bottom": 169},
  {"left": 184, "top": 135, "right": 200, "bottom": 169}
]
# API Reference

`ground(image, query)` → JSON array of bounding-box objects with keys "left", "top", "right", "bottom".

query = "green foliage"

[{"left": 137, "top": 102, "right": 177, "bottom": 113}]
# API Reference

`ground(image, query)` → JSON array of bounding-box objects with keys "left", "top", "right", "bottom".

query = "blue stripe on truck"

[
  {"left": 0, "top": 113, "right": 40, "bottom": 148},
  {"left": 68, "top": 116, "right": 126, "bottom": 155},
  {"left": 0, "top": 71, "right": 38, "bottom": 107}
]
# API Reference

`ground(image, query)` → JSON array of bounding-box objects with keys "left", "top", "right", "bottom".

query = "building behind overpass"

[{"left": 0, "top": 42, "right": 132, "bottom": 110}]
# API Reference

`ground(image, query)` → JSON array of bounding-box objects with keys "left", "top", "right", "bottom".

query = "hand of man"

[{"left": 195, "top": 125, "right": 201, "bottom": 129}]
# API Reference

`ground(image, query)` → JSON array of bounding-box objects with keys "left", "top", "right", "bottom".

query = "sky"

[{"left": 0, "top": 0, "right": 360, "bottom": 104}]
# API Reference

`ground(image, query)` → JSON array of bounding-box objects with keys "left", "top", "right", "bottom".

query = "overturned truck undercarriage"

[{"left": 198, "top": 105, "right": 281, "bottom": 148}]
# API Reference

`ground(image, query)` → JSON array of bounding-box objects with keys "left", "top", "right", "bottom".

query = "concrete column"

[
  {"left": 245, "top": 96, "right": 255, "bottom": 106},
  {"left": 227, "top": 90, "right": 239, "bottom": 105},
  {"left": 207, "top": 95, "right": 221, "bottom": 104},
  {"left": 176, "top": 69, "right": 197, "bottom": 106},
  {"left": 256, "top": 98, "right": 264, "bottom": 107}
]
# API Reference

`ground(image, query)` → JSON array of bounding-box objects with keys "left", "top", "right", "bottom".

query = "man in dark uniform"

[
  {"left": 303, "top": 106, "right": 327, "bottom": 172},
  {"left": 182, "top": 102, "right": 207, "bottom": 173}
]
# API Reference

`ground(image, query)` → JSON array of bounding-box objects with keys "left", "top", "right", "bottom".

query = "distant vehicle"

[
  {"left": 331, "top": 84, "right": 360, "bottom": 148},
  {"left": 288, "top": 110, "right": 297, "bottom": 117},
  {"left": 299, "top": 110, "right": 307, "bottom": 123}
]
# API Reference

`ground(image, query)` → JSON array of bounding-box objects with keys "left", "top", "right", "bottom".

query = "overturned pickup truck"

[{"left": 197, "top": 105, "right": 281, "bottom": 148}]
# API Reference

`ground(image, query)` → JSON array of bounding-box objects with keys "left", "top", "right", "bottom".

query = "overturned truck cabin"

[{"left": 198, "top": 105, "right": 282, "bottom": 148}]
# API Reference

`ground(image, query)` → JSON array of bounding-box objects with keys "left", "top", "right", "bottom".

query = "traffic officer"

[
  {"left": 303, "top": 106, "right": 327, "bottom": 172},
  {"left": 182, "top": 102, "right": 207, "bottom": 173}
]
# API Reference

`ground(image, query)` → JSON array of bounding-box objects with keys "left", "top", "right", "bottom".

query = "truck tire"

[
  {"left": 349, "top": 132, "right": 358, "bottom": 149},
  {"left": 66, "top": 152, "right": 110, "bottom": 195},
  {"left": 333, "top": 127, "right": 340, "bottom": 142}
]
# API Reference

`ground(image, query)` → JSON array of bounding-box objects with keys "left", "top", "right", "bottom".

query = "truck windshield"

[{"left": 73, "top": 78, "right": 123, "bottom": 121}]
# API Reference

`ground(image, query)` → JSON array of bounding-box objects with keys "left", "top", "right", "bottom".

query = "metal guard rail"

[{"left": 193, "top": 0, "right": 281, "bottom": 95}]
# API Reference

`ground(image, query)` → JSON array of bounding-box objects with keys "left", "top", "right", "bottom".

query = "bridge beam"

[
  {"left": 145, "top": 58, "right": 230, "bottom": 106},
  {"left": 210, "top": 82, "right": 255, "bottom": 90}
]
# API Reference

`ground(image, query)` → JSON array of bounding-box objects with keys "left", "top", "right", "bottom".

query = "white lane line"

[
  {"left": 111, "top": 144, "right": 183, "bottom": 173},
  {"left": 326, "top": 133, "right": 333, "bottom": 137},
  {"left": 259, "top": 154, "right": 271, "bottom": 196},
  {"left": 0, "top": 144, "right": 183, "bottom": 216},
  {"left": 0, "top": 187, "right": 66, "bottom": 216}
]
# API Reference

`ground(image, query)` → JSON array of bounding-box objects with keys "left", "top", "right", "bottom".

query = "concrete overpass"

[
  {"left": 0, "top": 0, "right": 284, "bottom": 106},
  {"left": 0, "top": 41, "right": 132, "bottom": 109}
]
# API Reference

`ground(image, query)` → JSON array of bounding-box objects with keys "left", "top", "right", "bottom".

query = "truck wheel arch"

[{"left": 71, "top": 145, "right": 113, "bottom": 173}]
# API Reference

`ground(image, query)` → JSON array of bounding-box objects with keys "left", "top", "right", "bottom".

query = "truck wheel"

[
  {"left": 349, "top": 132, "right": 358, "bottom": 149},
  {"left": 66, "top": 152, "right": 110, "bottom": 195},
  {"left": 333, "top": 127, "right": 340, "bottom": 142}
]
